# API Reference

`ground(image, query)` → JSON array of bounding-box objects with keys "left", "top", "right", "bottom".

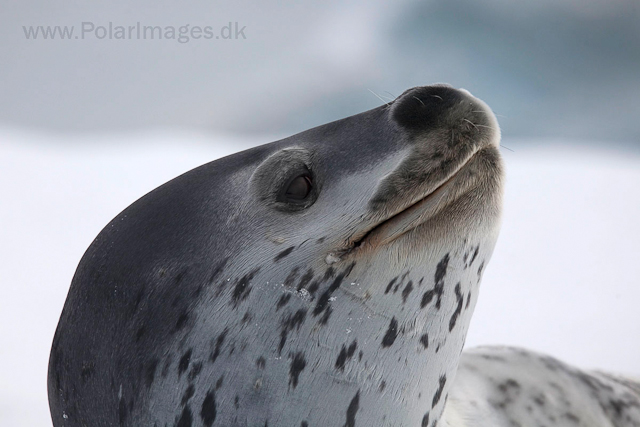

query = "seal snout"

[
  {"left": 391, "top": 85, "right": 499, "bottom": 147},
  {"left": 348, "top": 85, "right": 503, "bottom": 250},
  {"left": 391, "top": 84, "right": 467, "bottom": 131}
]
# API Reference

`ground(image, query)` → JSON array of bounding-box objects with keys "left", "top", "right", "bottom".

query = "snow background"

[{"left": 1, "top": 128, "right": 639, "bottom": 426}]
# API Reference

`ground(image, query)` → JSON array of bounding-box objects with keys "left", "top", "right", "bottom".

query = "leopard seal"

[{"left": 48, "top": 84, "right": 505, "bottom": 426}]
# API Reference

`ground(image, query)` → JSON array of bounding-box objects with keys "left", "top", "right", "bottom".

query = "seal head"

[{"left": 48, "top": 85, "right": 504, "bottom": 426}]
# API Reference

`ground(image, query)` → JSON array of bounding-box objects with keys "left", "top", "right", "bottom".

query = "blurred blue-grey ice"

[{"left": 2, "top": 0, "right": 640, "bottom": 141}]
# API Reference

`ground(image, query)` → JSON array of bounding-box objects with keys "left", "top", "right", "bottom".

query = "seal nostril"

[{"left": 391, "top": 86, "right": 467, "bottom": 131}]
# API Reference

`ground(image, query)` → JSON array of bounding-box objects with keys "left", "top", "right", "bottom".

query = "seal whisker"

[
  {"left": 377, "top": 91, "right": 396, "bottom": 102},
  {"left": 473, "top": 124, "right": 498, "bottom": 131},
  {"left": 367, "top": 89, "right": 390, "bottom": 106},
  {"left": 383, "top": 91, "right": 397, "bottom": 100},
  {"left": 472, "top": 110, "right": 507, "bottom": 119},
  {"left": 463, "top": 118, "right": 480, "bottom": 131}
]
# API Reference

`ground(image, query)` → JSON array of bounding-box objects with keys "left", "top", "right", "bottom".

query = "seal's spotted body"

[
  {"left": 443, "top": 347, "right": 640, "bottom": 426},
  {"left": 47, "top": 85, "right": 638, "bottom": 426}
]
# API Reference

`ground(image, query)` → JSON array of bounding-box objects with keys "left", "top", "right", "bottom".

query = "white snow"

[{"left": 0, "top": 129, "right": 638, "bottom": 426}]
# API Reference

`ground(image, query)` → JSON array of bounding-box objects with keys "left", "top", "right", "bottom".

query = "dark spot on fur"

[
  {"left": 481, "top": 354, "right": 507, "bottom": 362},
  {"left": 385, "top": 277, "right": 397, "bottom": 294},
  {"left": 276, "top": 294, "right": 292, "bottom": 310},
  {"left": 432, "top": 375, "right": 447, "bottom": 408},
  {"left": 468, "top": 245, "right": 479, "bottom": 267},
  {"left": 188, "top": 362, "right": 203, "bottom": 382},
  {"left": 256, "top": 357, "right": 266, "bottom": 369},
  {"left": 402, "top": 281, "right": 413, "bottom": 303},
  {"left": 307, "top": 280, "right": 321, "bottom": 296},
  {"left": 312, "top": 263, "right": 355, "bottom": 320},
  {"left": 80, "top": 361, "right": 95, "bottom": 383},
  {"left": 231, "top": 268, "right": 260, "bottom": 307},
  {"left": 181, "top": 385, "right": 195, "bottom": 406},
  {"left": 498, "top": 379, "right": 521, "bottom": 393},
  {"left": 279, "top": 309, "right": 307, "bottom": 355},
  {"left": 420, "top": 290, "right": 434, "bottom": 308},
  {"left": 178, "top": 349, "right": 192, "bottom": 376},
  {"left": 448, "top": 283, "right": 464, "bottom": 332},
  {"left": 477, "top": 261, "right": 485, "bottom": 279},
  {"left": 343, "top": 391, "right": 360, "bottom": 427},
  {"left": 234, "top": 395, "right": 239, "bottom": 409},
  {"left": 208, "top": 258, "right": 228, "bottom": 284},
  {"left": 145, "top": 358, "right": 158, "bottom": 388},
  {"left": 420, "top": 333, "right": 429, "bottom": 349},
  {"left": 381, "top": 317, "right": 399, "bottom": 348},
  {"left": 421, "top": 253, "right": 449, "bottom": 309},
  {"left": 241, "top": 311, "right": 252, "bottom": 323},
  {"left": 421, "top": 412, "right": 430, "bottom": 427},
  {"left": 215, "top": 376, "right": 224, "bottom": 389},
  {"left": 289, "top": 352, "right": 307, "bottom": 389},
  {"left": 318, "top": 306, "right": 332, "bottom": 325},
  {"left": 301, "top": 422, "right": 309, "bottom": 427},
  {"left": 274, "top": 246, "right": 295, "bottom": 262},
  {"left": 200, "top": 390, "right": 217, "bottom": 427},
  {"left": 135, "top": 326, "right": 146, "bottom": 342},
  {"left": 284, "top": 268, "right": 299, "bottom": 288},
  {"left": 161, "top": 356, "right": 172, "bottom": 378},
  {"left": 175, "top": 311, "right": 189, "bottom": 331},
  {"left": 174, "top": 270, "right": 186, "bottom": 284},
  {"left": 297, "top": 269, "right": 314, "bottom": 291},
  {"left": 379, "top": 380, "right": 386, "bottom": 392},
  {"left": 335, "top": 340, "right": 358, "bottom": 371},
  {"left": 210, "top": 329, "right": 228, "bottom": 363},
  {"left": 493, "top": 379, "right": 522, "bottom": 409},
  {"left": 324, "top": 267, "right": 336, "bottom": 280},
  {"left": 564, "top": 412, "right": 580, "bottom": 423}
]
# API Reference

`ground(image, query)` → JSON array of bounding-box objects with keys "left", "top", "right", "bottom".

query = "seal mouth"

[{"left": 334, "top": 151, "right": 478, "bottom": 259}]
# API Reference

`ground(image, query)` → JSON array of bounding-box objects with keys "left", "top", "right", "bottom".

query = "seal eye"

[
  {"left": 285, "top": 174, "right": 312, "bottom": 200},
  {"left": 250, "top": 148, "right": 318, "bottom": 211}
]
